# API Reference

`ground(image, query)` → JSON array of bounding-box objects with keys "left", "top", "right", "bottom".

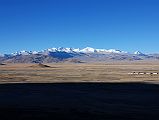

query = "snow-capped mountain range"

[
  {"left": 42, "top": 47, "right": 128, "bottom": 54},
  {"left": 0, "top": 47, "right": 143, "bottom": 56},
  {"left": 1, "top": 47, "right": 158, "bottom": 63}
]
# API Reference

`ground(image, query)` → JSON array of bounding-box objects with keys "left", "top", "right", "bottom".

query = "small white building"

[{"left": 152, "top": 73, "right": 158, "bottom": 75}]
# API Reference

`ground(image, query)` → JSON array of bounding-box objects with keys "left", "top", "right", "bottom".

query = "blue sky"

[{"left": 0, "top": 0, "right": 159, "bottom": 53}]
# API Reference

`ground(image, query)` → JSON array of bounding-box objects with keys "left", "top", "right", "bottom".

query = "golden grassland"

[{"left": 1, "top": 61, "right": 159, "bottom": 84}]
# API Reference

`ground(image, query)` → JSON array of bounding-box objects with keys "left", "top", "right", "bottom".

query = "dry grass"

[
  {"left": 1, "top": 61, "right": 159, "bottom": 119},
  {"left": 1, "top": 61, "right": 159, "bottom": 84}
]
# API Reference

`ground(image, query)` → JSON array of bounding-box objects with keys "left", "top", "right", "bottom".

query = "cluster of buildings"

[{"left": 128, "top": 72, "right": 158, "bottom": 75}]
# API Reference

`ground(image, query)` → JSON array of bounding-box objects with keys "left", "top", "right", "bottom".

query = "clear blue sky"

[{"left": 0, "top": 0, "right": 159, "bottom": 53}]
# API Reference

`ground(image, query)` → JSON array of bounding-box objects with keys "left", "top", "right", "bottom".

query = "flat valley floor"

[{"left": 0, "top": 61, "right": 159, "bottom": 120}]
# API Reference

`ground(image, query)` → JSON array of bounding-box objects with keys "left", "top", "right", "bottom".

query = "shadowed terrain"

[
  {"left": 0, "top": 82, "right": 159, "bottom": 120},
  {"left": 1, "top": 62, "right": 159, "bottom": 119}
]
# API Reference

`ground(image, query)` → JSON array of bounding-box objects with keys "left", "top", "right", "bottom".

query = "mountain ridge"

[
  {"left": 0, "top": 47, "right": 159, "bottom": 63},
  {"left": 0, "top": 47, "right": 144, "bottom": 56}
]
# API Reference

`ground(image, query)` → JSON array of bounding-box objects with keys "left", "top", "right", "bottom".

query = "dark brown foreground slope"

[{"left": 0, "top": 82, "right": 159, "bottom": 120}]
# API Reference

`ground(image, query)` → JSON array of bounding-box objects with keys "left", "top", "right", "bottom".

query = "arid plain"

[
  {"left": 1, "top": 61, "right": 159, "bottom": 83},
  {"left": 1, "top": 61, "right": 159, "bottom": 120}
]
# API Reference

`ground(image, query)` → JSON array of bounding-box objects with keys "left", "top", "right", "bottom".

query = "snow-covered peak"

[
  {"left": 134, "top": 51, "right": 145, "bottom": 55},
  {"left": 96, "top": 49, "right": 127, "bottom": 54},
  {"left": 107, "top": 49, "right": 122, "bottom": 53},
  {"left": 80, "top": 47, "right": 97, "bottom": 53},
  {"left": 45, "top": 47, "right": 74, "bottom": 53},
  {"left": 32, "top": 51, "right": 39, "bottom": 54},
  {"left": 72, "top": 48, "right": 81, "bottom": 52},
  {"left": 11, "top": 50, "right": 32, "bottom": 56},
  {"left": 20, "top": 50, "right": 30, "bottom": 55},
  {"left": 58, "top": 47, "right": 73, "bottom": 52},
  {"left": 47, "top": 48, "right": 57, "bottom": 52}
]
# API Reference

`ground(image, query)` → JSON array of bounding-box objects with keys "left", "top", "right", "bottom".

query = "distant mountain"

[
  {"left": 9, "top": 47, "right": 128, "bottom": 55},
  {"left": 134, "top": 51, "right": 146, "bottom": 56},
  {"left": 0, "top": 47, "right": 159, "bottom": 63}
]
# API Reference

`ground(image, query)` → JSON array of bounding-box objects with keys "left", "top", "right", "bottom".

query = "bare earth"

[
  {"left": 1, "top": 61, "right": 159, "bottom": 83},
  {"left": 0, "top": 61, "right": 159, "bottom": 120}
]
